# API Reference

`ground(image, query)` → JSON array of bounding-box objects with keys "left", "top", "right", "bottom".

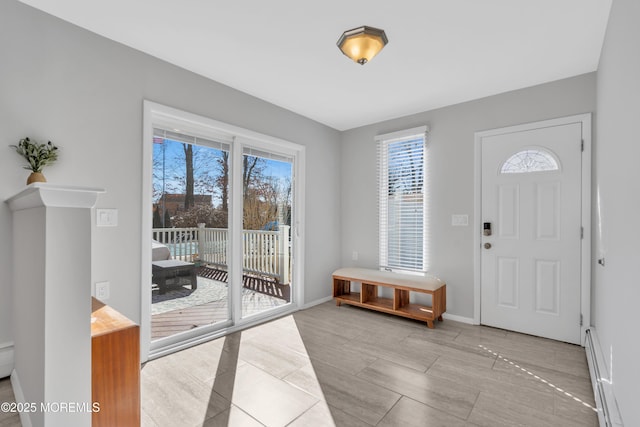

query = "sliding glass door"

[
  {"left": 143, "top": 101, "right": 303, "bottom": 358},
  {"left": 150, "top": 129, "right": 232, "bottom": 341}
]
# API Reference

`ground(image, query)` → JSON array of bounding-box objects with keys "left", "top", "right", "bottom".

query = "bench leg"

[
  {"left": 426, "top": 320, "right": 434, "bottom": 329},
  {"left": 438, "top": 315, "right": 443, "bottom": 322},
  {"left": 336, "top": 299, "right": 342, "bottom": 306}
]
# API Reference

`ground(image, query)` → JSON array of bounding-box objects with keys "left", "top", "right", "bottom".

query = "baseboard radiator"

[{"left": 585, "top": 328, "right": 624, "bottom": 426}]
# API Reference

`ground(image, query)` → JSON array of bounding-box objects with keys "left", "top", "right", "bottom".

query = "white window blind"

[
  {"left": 153, "top": 128, "right": 231, "bottom": 152},
  {"left": 377, "top": 126, "right": 428, "bottom": 273}
]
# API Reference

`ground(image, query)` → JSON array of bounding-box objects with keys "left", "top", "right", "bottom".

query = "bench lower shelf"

[{"left": 335, "top": 292, "right": 442, "bottom": 326}]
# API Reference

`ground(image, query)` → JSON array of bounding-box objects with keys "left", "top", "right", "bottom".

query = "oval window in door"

[{"left": 500, "top": 147, "right": 560, "bottom": 174}]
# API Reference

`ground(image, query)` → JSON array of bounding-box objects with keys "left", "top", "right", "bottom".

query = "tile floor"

[
  {"left": 0, "top": 377, "right": 21, "bottom": 427},
  {"left": 140, "top": 301, "right": 598, "bottom": 426},
  {"left": 0, "top": 301, "right": 598, "bottom": 427}
]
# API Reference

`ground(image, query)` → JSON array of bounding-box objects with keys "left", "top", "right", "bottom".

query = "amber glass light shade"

[{"left": 337, "top": 26, "right": 388, "bottom": 65}]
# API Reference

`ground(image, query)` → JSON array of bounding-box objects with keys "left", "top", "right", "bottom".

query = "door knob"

[{"left": 484, "top": 243, "right": 492, "bottom": 249}]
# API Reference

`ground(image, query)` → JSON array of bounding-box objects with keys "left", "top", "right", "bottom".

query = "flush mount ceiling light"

[{"left": 337, "top": 25, "right": 388, "bottom": 65}]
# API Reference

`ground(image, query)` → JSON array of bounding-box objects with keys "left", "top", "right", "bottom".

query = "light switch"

[
  {"left": 97, "top": 209, "right": 118, "bottom": 227},
  {"left": 451, "top": 214, "right": 469, "bottom": 226}
]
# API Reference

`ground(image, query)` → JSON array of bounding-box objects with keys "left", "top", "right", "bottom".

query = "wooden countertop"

[{"left": 91, "top": 297, "right": 137, "bottom": 337}]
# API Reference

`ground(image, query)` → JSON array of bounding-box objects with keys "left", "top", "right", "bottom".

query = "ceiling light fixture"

[{"left": 337, "top": 25, "right": 388, "bottom": 65}]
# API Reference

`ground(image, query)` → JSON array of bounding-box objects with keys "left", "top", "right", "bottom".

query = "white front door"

[{"left": 480, "top": 121, "right": 583, "bottom": 344}]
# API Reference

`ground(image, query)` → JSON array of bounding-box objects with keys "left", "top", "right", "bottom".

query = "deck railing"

[{"left": 152, "top": 225, "right": 290, "bottom": 284}]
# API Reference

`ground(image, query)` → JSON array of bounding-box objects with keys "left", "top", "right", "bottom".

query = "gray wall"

[
  {"left": 5, "top": 3, "right": 636, "bottom": 423},
  {"left": 0, "top": 0, "right": 341, "bottom": 355},
  {"left": 340, "top": 73, "right": 596, "bottom": 319},
  {"left": 594, "top": 0, "right": 640, "bottom": 424}
]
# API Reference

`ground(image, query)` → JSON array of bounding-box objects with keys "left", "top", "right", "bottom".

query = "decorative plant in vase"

[{"left": 9, "top": 137, "right": 59, "bottom": 185}]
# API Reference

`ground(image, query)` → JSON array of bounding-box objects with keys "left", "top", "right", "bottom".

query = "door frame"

[{"left": 473, "top": 113, "right": 592, "bottom": 344}]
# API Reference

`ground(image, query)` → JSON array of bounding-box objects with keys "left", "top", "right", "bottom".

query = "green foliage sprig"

[{"left": 9, "top": 137, "right": 59, "bottom": 173}]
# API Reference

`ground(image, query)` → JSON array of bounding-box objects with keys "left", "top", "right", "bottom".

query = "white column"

[
  {"left": 279, "top": 225, "right": 290, "bottom": 285},
  {"left": 197, "top": 223, "right": 205, "bottom": 262},
  {"left": 6, "top": 183, "right": 103, "bottom": 427}
]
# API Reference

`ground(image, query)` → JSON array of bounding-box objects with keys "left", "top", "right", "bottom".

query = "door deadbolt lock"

[
  {"left": 484, "top": 242, "right": 492, "bottom": 249},
  {"left": 483, "top": 222, "right": 492, "bottom": 236}
]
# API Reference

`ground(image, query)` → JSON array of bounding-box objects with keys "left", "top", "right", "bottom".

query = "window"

[
  {"left": 500, "top": 148, "right": 559, "bottom": 174},
  {"left": 377, "top": 126, "right": 428, "bottom": 273}
]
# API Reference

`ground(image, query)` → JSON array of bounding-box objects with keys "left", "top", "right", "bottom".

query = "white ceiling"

[{"left": 20, "top": 0, "right": 611, "bottom": 131}]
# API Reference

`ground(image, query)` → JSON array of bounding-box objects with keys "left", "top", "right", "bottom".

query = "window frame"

[{"left": 376, "top": 126, "right": 429, "bottom": 275}]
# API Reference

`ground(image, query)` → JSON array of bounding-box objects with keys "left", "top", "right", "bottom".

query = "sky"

[{"left": 153, "top": 138, "right": 291, "bottom": 205}]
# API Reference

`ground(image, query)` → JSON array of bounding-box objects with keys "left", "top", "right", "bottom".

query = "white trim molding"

[
  {"left": 301, "top": 295, "right": 334, "bottom": 310},
  {"left": 442, "top": 313, "right": 474, "bottom": 325},
  {"left": 473, "top": 113, "right": 592, "bottom": 340},
  {"left": 0, "top": 342, "right": 14, "bottom": 378},
  {"left": 11, "top": 369, "right": 33, "bottom": 427},
  {"left": 375, "top": 125, "right": 428, "bottom": 142},
  {"left": 585, "top": 328, "right": 624, "bottom": 426},
  {"left": 5, "top": 183, "right": 103, "bottom": 211}
]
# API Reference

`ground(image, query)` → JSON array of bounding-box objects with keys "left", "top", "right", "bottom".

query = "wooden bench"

[{"left": 332, "top": 267, "right": 446, "bottom": 328}]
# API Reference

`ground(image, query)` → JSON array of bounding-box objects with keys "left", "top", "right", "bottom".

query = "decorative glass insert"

[{"left": 501, "top": 149, "right": 559, "bottom": 174}]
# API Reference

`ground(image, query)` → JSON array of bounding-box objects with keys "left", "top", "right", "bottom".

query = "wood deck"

[
  {"left": 197, "top": 267, "right": 291, "bottom": 302},
  {"left": 151, "top": 266, "right": 290, "bottom": 340},
  {"left": 151, "top": 299, "right": 228, "bottom": 339}
]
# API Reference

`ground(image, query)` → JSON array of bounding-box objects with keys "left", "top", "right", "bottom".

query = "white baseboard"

[
  {"left": 442, "top": 313, "right": 475, "bottom": 324},
  {"left": 0, "top": 342, "right": 14, "bottom": 378},
  {"left": 300, "top": 295, "right": 333, "bottom": 310},
  {"left": 585, "top": 328, "right": 623, "bottom": 427},
  {"left": 10, "top": 369, "right": 33, "bottom": 427},
  {"left": 301, "top": 297, "right": 476, "bottom": 326}
]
